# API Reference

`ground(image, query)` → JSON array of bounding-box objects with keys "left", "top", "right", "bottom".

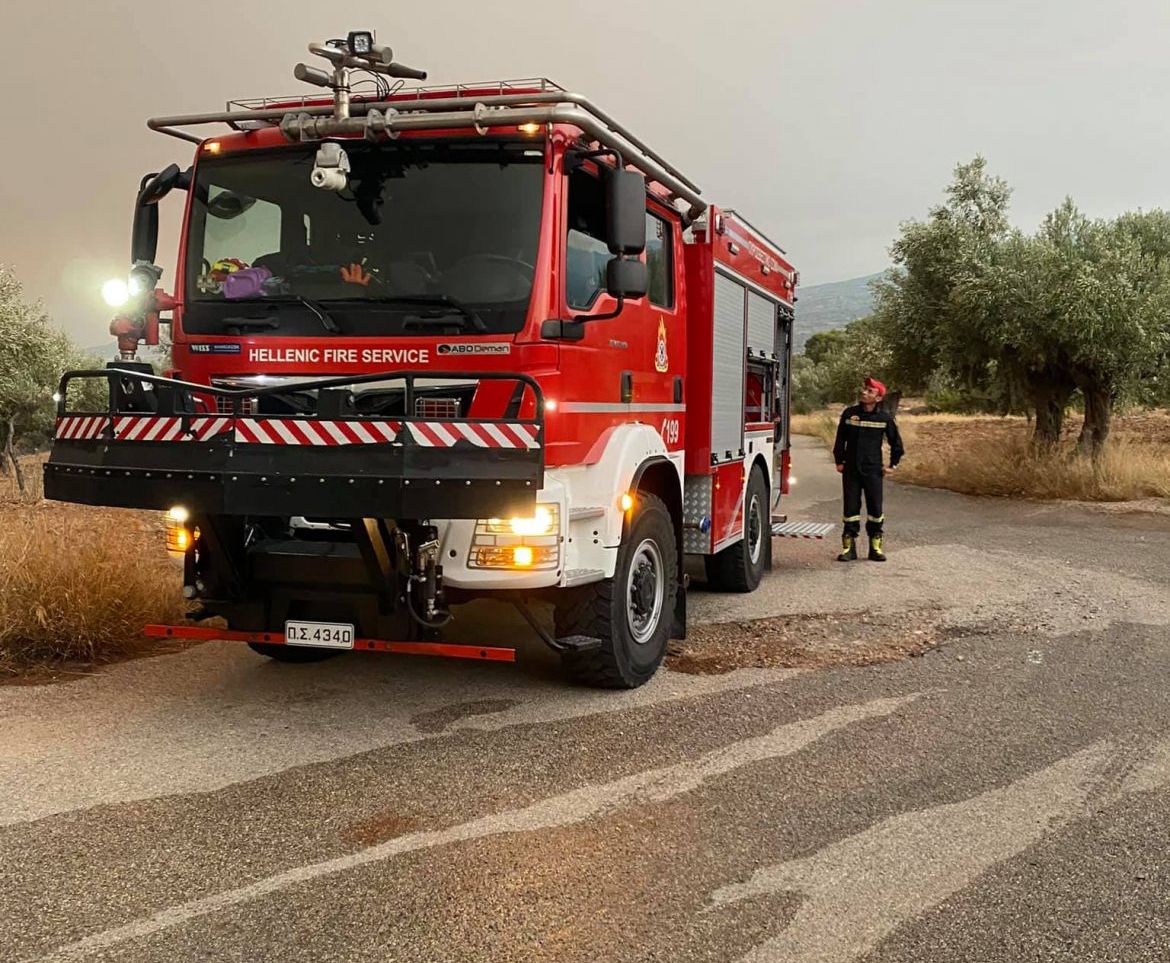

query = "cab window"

[
  {"left": 646, "top": 211, "right": 674, "bottom": 308},
  {"left": 565, "top": 170, "right": 609, "bottom": 310}
]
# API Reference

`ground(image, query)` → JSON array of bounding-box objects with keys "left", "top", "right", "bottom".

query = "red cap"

[{"left": 864, "top": 377, "right": 887, "bottom": 398}]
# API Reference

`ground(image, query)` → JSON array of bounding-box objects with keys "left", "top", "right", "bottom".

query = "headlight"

[
  {"left": 481, "top": 505, "right": 557, "bottom": 537},
  {"left": 470, "top": 504, "right": 560, "bottom": 570}
]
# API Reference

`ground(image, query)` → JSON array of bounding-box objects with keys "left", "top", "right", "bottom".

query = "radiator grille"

[
  {"left": 215, "top": 395, "right": 257, "bottom": 416},
  {"left": 415, "top": 397, "right": 461, "bottom": 419}
]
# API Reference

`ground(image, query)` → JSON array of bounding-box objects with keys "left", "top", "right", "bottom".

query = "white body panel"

[{"left": 436, "top": 423, "right": 681, "bottom": 590}]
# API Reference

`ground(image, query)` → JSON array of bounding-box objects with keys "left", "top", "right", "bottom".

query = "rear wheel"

[
  {"left": 247, "top": 642, "right": 342, "bottom": 663},
  {"left": 555, "top": 492, "right": 678, "bottom": 689},
  {"left": 704, "top": 465, "right": 769, "bottom": 592}
]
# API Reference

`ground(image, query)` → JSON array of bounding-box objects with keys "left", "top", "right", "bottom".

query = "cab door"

[{"left": 558, "top": 163, "right": 685, "bottom": 460}]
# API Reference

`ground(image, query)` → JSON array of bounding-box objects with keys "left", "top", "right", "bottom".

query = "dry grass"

[
  {"left": 897, "top": 416, "right": 1170, "bottom": 501},
  {"left": 0, "top": 463, "right": 185, "bottom": 676},
  {"left": 790, "top": 412, "right": 838, "bottom": 448},
  {"left": 793, "top": 408, "right": 1170, "bottom": 502},
  {"left": 0, "top": 452, "right": 46, "bottom": 503}
]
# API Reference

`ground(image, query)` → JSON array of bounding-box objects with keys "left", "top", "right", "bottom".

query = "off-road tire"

[
  {"left": 247, "top": 642, "right": 342, "bottom": 663},
  {"left": 554, "top": 492, "right": 678, "bottom": 689},
  {"left": 703, "top": 465, "right": 769, "bottom": 592}
]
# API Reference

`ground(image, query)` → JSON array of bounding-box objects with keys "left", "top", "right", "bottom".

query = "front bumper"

[{"left": 44, "top": 368, "right": 545, "bottom": 520}]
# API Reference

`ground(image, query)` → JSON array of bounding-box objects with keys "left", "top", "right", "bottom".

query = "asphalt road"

[{"left": 4, "top": 436, "right": 1170, "bottom": 963}]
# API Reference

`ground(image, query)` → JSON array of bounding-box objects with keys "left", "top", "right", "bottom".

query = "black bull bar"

[{"left": 44, "top": 368, "right": 544, "bottom": 519}]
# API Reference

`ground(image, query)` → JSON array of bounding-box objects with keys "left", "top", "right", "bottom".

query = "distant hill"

[
  {"left": 80, "top": 344, "right": 168, "bottom": 364},
  {"left": 793, "top": 272, "right": 883, "bottom": 352}
]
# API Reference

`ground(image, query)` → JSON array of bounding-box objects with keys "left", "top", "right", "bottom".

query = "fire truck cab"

[{"left": 46, "top": 32, "right": 797, "bottom": 688}]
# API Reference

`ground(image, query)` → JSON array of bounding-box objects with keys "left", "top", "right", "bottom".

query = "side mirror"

[
  {"left": 141, "top": 164, "right": 183, "bottom": 204},
  {"left": 131, "top": 201, "right": 159, "bottom": 265},
  {"left": 131, "top": 164, "right": 188, "bottom": 264},
  {"left": 606, "top": 257, "right": 647, "bottom": 300},
  {"left": 605, "top": 168, "right": 646, "bottom": 255}
]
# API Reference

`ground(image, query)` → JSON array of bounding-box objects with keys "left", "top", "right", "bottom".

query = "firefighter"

[{"left": 833, "top": 377, "right": 904, "bottom": 562}]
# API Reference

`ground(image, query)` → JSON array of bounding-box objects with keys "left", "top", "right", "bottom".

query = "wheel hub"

[
  {"left": 748, "top": 493, "right": 763, "bottom": 564},
  {"left": 626, "top": 538, "right": 665, "bottom": 645}
]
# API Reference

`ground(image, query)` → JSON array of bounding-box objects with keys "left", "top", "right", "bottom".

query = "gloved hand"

[{"left": 340, "top": 263, "right": 371, "bottom": 286}]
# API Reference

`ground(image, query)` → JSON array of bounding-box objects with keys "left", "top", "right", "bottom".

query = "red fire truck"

[{"left": 46, "top": 32, "right": 798, "bottom": 688}]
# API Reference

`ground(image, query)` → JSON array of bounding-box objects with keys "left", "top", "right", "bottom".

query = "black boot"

[
  {"left": 868, "top": 535, "right": 887, "bottom": 562},
  {"left": 837, "top": 534, "right": 858, "bottom": 562}
]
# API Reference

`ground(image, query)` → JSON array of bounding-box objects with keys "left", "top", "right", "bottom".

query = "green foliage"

[
  {"left": 875, "top": 156, "right": 1170, "bottom": 454},
  {"left": 790, "top": 354, "right": 831, "bottom": 414},
  {"left": 874, "top": 156, "right": 1014, "bottom": 396},
  {"left": 803, "top": 330, "right": 846, "bottom": 367},
  {"left": 0, "top": 266, "right": 99, "bottom": 464},
  {"left": 792, "top": 315, "right": 893, "bottom": 411}
]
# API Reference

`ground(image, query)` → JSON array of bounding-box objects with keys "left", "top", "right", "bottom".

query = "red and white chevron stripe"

[
  {"left": 56, "top": 414, "right": 540, "bottom": 449},
  {"left": 55, "top": 415, "right": 110, "bottom": 441},
  {"left": 234, "top": 418, "right": 402, "bottom": 446},
  {"left": 405, "top": 421, "right": 540, "bottom": 449},
  {"left": 233, "top": 418, "right": 539, "bottom": 448},
  {"left": 114, "top": 415, "right": 233, "bottom": 442},
  {"left": 55, "top": 415, "right": 232, "bottom": 442}
]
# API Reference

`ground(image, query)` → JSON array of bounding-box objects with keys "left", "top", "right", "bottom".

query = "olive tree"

[
  {"left": 0, "top": 266, "right": 99, "bottom": 491},
  {"left": 875, "top": 158, "right": 1018, "bottom": 416},
  {"left": 877, "top": 157, "right": 1170, "bottom": 456}
]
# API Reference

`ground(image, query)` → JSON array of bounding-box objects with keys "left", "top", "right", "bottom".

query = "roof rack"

[
  {"left": 224, "top": 77, "right": 564, "bottom": 114},
  {"left": 149, "top": 68, "right": 704, "bottom": 220},
  {"left": 722, "top": 209, "right": 789, "bottom": 257}
]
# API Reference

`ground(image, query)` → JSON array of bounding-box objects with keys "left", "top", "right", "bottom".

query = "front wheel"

[{"left": 555, "top": 492, "right": 678, "bottom": 689}]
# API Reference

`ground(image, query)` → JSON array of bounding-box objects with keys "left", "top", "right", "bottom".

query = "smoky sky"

[{"left": 2, "top": 0, "right": 1169, "bottom": 345}]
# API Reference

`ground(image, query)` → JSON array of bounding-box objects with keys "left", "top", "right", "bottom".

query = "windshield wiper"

[
  {"left": 371, "top": 295, "right": 488, "bottom": 333},
  {"left": 220, "top": 296, "right": 341, "bottom": 334},
  {"left": 292, "top": 295, "right": 341, "bottom": 334}
]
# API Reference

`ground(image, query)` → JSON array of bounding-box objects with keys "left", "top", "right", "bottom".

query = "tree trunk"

[
  {"left": 1077, "top": 383, "right": 1114, "bottom": 460},
  {"left": 883, "top": 390, "right": 902, "bottom": 417},
  {"left": 1024, "top": 370, "right": 1074, "bottom": 452},
  {"left": 3, "top": 415, "right": 24, "bottom": 493}
]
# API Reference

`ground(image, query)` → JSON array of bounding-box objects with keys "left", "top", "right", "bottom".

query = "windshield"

[{"left": 183, "top": 140, "right": 544, "bottom": 337}]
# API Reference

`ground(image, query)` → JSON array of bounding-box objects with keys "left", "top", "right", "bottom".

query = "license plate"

[{"left": 284, "top": 620, "right": 355, "bottom": 649}]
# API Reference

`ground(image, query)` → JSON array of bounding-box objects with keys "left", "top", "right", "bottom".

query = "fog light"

[
  {"left": 165, "top": 506, "right": 195, "bottom": 557},
  {"left": 166, "top": 527, "right": 190, "bottom": 556},
  {"left": 470, "top": 545, "right": 558, "bottom": 570}
]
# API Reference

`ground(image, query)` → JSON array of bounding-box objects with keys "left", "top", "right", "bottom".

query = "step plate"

[{"left": 772, "top": 521, "right": 835, "bottom": 540}]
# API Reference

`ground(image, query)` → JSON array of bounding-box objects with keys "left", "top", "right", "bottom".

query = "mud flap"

[{"left": 672, "top": 573, "right": 687, "bottom": 640}]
